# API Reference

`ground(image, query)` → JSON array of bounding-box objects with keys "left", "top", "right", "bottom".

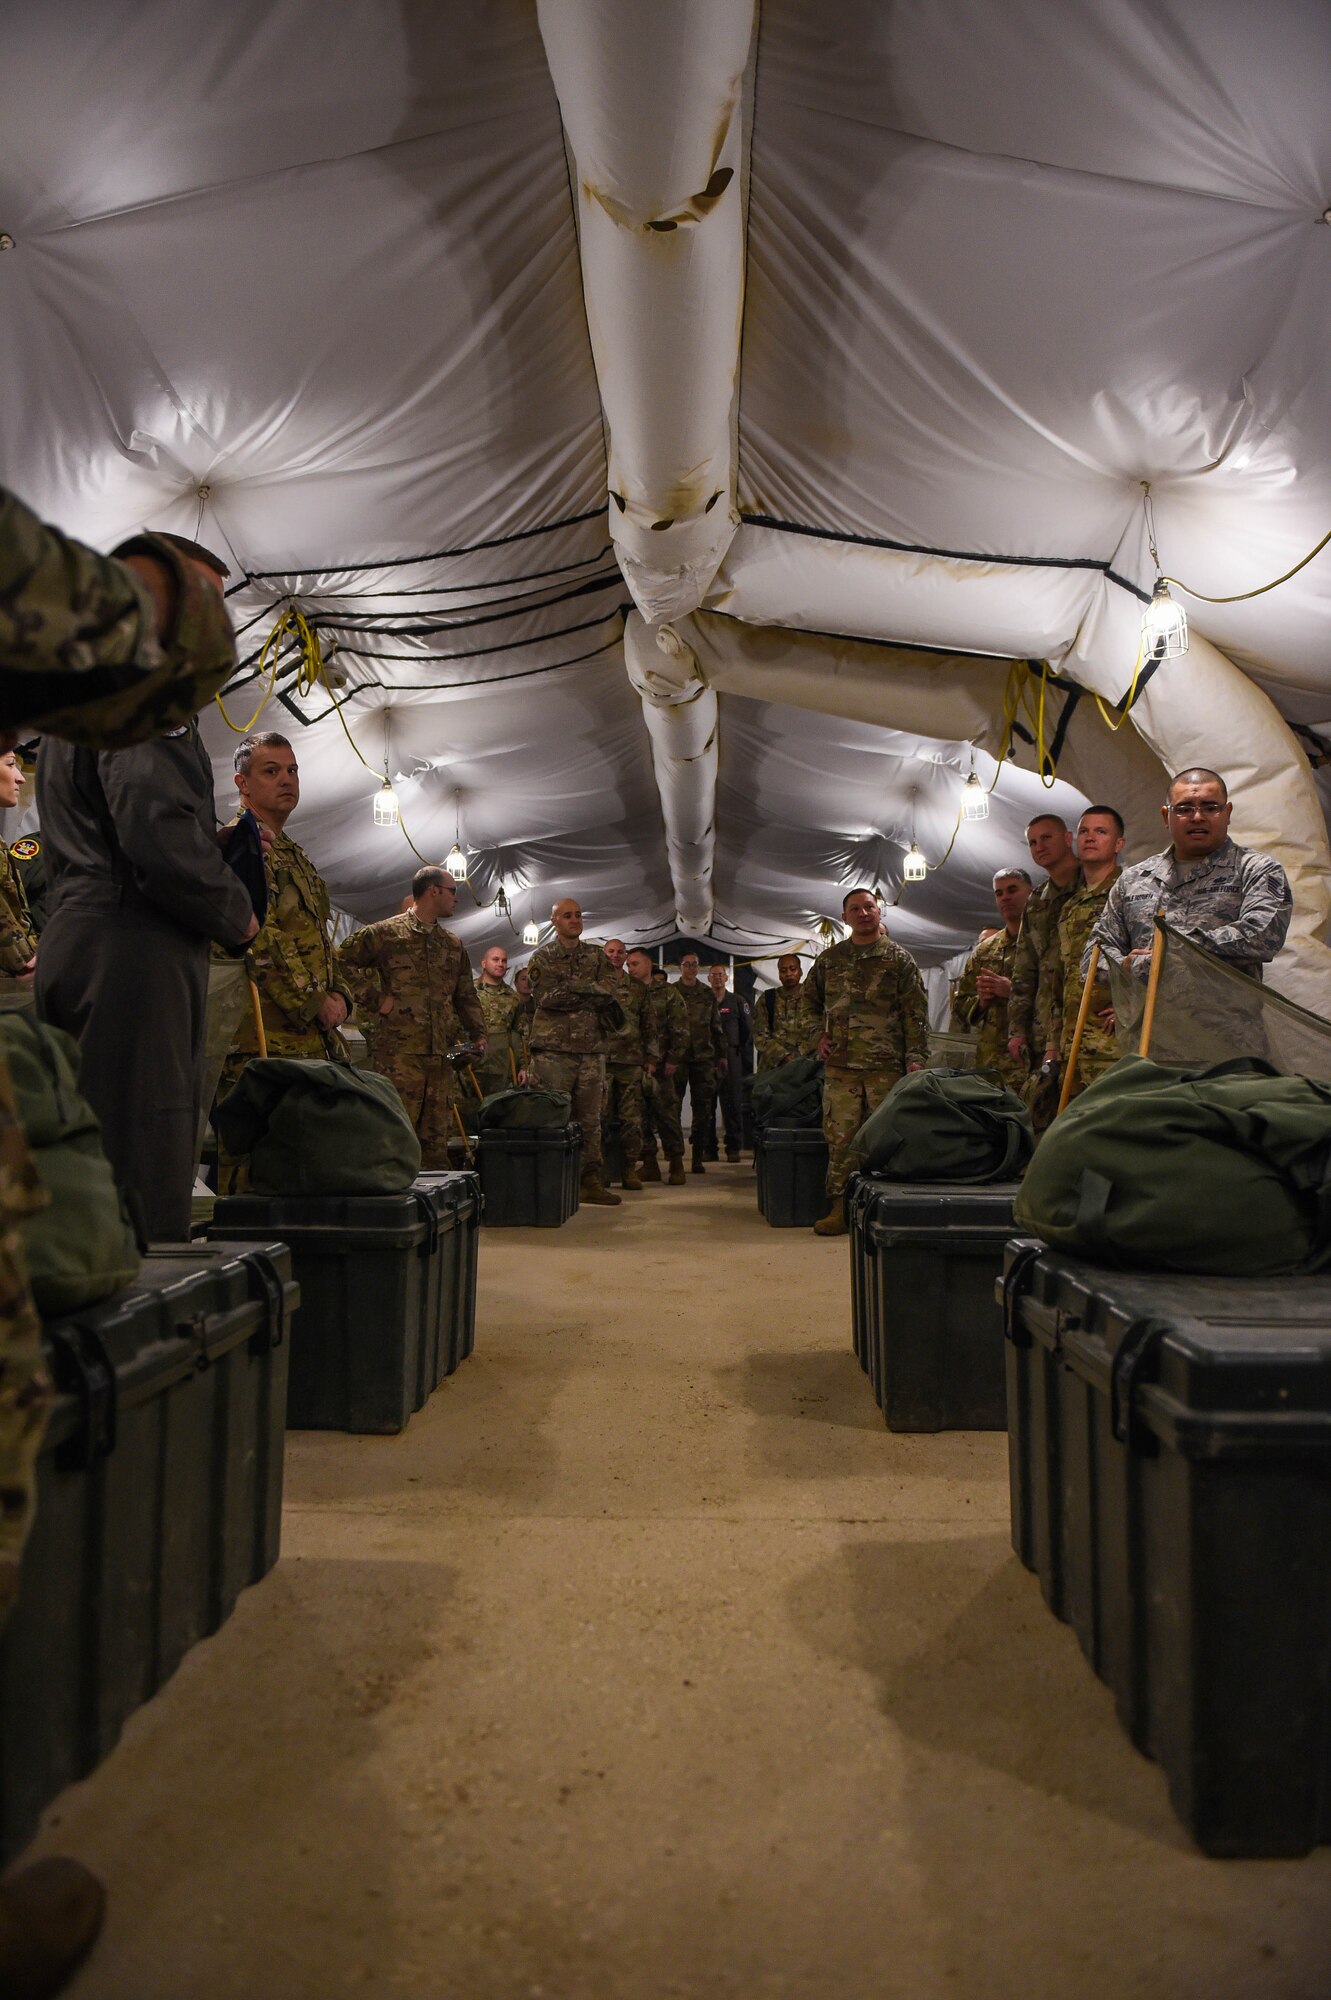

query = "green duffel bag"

[
  {"left": 475, "top": 1087, "right": 573, "bottom": 1131},
  {"left": 1014, "top": 1054, "right": 1331, "bottom": 1276},
  {"left": 856, "top": 1067, "right": 1035, "bottom": 1183},
  {"left": 215, "top": 1058, "right": 421, "bottom": 1195},
  {"left": 749, "top": 1054, "right": 824, "bottom": 1129},
  {"left": 0, "top": 1014, "right": 140, "bottom": 1314}
]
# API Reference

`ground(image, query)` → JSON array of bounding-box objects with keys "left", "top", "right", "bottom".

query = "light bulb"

[
  {"left": 373, "top": 782, "right": 399, "bottom": 827},
  {"left": 1142, "top": 578, "right": 1188, "bottom": 660},
  {"left": 903, "top": 841, "right": 927, "bottom": 883},
  {"left": 495, "top": 883, "right": 510, "bottom": 916},
  {"left": 446, "top": 840, "right": 468, "bottom": 879},
  {"left": 522, "top": 920, "right": 540, "bottom": 946},
  {"left": 961, "top": 770, "right": 989, "bottom": 822}
]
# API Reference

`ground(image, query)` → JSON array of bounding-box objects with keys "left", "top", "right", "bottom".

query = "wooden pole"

[
  {"left": 1057, "top": 942, "right": 1100, "bottom": 1115},
  {"left": 1139, "top": 924, "right": 1166, "bottom": 1059},
  {"left": 451, "top": 1100, "right": 475, "bottom": 1164},
  {"left": 248, "top": 978, "right": 268, "bottom": 1058},
  {"left": 509, "top": 1047, "right": 519, "bottom": 1087}
]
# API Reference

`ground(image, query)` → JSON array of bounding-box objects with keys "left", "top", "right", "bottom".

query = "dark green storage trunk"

[
  {"left": 478, "top": 1124, "right": 581, "bottom": 1227},
  {"left": 414, "top": 1171, "right": 481, "bottom": 1378},
  {"left": 1001, "top": 1240, "right": 1331, "bottom": 1857},
  {"left": 211, "top": 1177, "right": 478, "bottom": 1431},
  {"left": 0, "top": 1241, "right": 295, "bottom": 1865},
  {"left": 849, "top": 1179, "right": 1016, "bottom": 1429},
  {"left": 755, "top": 1126, "right": 828, "bottom": 1227}
]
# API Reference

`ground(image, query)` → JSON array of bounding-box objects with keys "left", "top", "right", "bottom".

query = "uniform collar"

[{"left": 1156, "top": 835, "right": 1236, "bottom": 882}]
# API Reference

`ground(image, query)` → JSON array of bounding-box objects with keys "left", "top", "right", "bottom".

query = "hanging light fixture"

[
  {"left": 902, "top": 840, "right": 928, "bottom": 883},
  {"left": 494, "top": 878, "right": 510, "bottom": 918},
  {"left": 1138, "top": 483, "right": 1188, "bottom": 659},
  {"left": 373, "top": 707, "right": 399, "bottom": 825},
  {"left": 445, "top": 791, "right": 468, "bottom": 881},
  {"left": 1141, "top": 577, "right": 1188, "bottom": 660},
  {"left": 522, "top": 919, "right": 540, "bottom": 946},
  {"left": 960, "top": 763, "right": 989, "bottom": 822}
]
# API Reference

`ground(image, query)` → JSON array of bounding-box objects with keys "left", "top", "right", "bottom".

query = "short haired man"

[
  {"left": 627, "top": 946, "right": 689, "bottom": 1182},
  {"left": 599, "top": 937, "right": 660, "bottom": 1190},
  {"left": 1007, "top": 812, "right": 1081, "bottom": 1128},
  {"left": 1090, "top": 768, "right": 1292, "bottom": 985},
  {"left": 754, "top": 954, "right": 808, "bottom": 1073},
  {"left": 338, "top": 866, "right": 487, "bottom": 1168},
  {"left": 216, "top": 734, "right": 355, "bottom": 1183},
  {"left": 1047, "top": 807, "right": 1125, "bottom": 1102},
  {"left": 706, "top": 962, "right": 753, "bottom": 1161},
  {"left": 804, "top": 888, "right": 929, "bottom": 1234},
  {"left": 674, "top": 952, "right": 728, "bottom": 1174},
  {"left": 949, "top": 869, "right": 1033, "bottom": 1087},
  {"left": 524, "top": 898, "right": 623, "bottom": 1205},
  {"left": 469, "top": 943, "right": 527, "bottom": 1105}
]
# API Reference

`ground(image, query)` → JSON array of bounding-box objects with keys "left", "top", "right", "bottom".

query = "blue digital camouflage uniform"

[
  {"left": 802, "top": 936, "right": 930, "bottom": 1197},
  {"left": 1089, "top": 838, "right": 1293, "bottom": 982}
]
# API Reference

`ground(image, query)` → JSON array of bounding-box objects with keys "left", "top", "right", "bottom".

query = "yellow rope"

[{"left": 1163, "top": 524, "right": 1331, "bottom": 605}]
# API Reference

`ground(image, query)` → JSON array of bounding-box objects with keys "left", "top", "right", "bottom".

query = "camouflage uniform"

[
  {"left": 641, "top": 981, "right": 689, "bottom": 1166},
  {"left": 0, "top": 483, "right": 242, "bottom": 1611},
  {"left": 9, "top": 834, "right": 46, "bottom": 934},
  {"left": 600, "top": 966, "right": 660, "bottom": 1172},
  {"left": 524, "top": 936, "right": 620, "bottom": 1178},
  {"left": 216, "top": 826, "right": 353, "bottom": 1188},
  {"left": 675, "top": 980, "right": 727, "bottom": 1166},
  {"left": 949, "top": 928, "right": 1028, "bottom": 1089},
  {"left": 1008, "top": 871, "right": 1080, "bottom": 1130},
  {"left": 465, "top": 979, "right": 527, "bottom": 1116},
  {"left": 338, "top": 914, "right": 485, "bottom": 1168},
  {"left": 1089, "top": 838, "right": 1293, "bottom": 982},
  {"left": 803, "top": 936, "right": 929, "bottom": 1198},
  {"left": 1049, "top": 868, "right": 1122, "bottom": 1103},
  {"left": 754, "top": 986, "right": 807, "bottom": 1072},
  {"left": 0, "top": 846, "right": 36, "bottom": 976}
]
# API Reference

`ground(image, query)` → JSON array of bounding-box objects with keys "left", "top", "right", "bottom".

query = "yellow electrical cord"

[{"left": 1163, "top": 523, "right": 1331, "bottom": 605}]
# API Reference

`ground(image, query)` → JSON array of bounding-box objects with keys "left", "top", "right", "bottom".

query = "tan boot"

[
  {"left": 622, "top": 1167, "right": 645, "bottom": 1190},
  {"left": 0, "top": 1858, "right": 106, "bottom": 2000},
  {"left": 667, "top": 1157, "right": 686, "bottom": 1186},
  {"left": 580, "top": 1174, "right": 622, "bottom": 1207},
  {"left": 813, "top": 1205, "right": 848, "bottom": 1237},
  {"left": 639, "top": 1155, "right": 662, "bottom": 1184}
]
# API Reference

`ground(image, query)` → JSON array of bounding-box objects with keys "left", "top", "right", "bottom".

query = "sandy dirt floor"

[{"left": 31, "top": 1165, "right": 1331, "bottom": 1998}]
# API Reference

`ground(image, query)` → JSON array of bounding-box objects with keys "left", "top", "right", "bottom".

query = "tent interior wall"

[{"left": 4, "top": 0, "right": 1330, "bottom": 1002}]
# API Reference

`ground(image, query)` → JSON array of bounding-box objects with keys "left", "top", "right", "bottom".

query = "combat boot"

[
  {"left": 639, "top": 1155, "right": 662, "bottom": 1184},
  {"left": 0, "top": 1857, "right": 105, "bottom": 2000},
  {"left": 690, "top": 1152, "right": 706, "bottom": 1175},
  {"left": 667, "top": 1157, "right": 686, "bottom": 1185},
  {"left": 580, "top": 1173, "right": 622, "bottom": 1207},
  {"left": 725, "top": 1147, "right": 741, "bottom": 1163},
  {"left": 813, "top": 1205, "right": 847, "bottom": 1237},
  {"left": 621, "top": 1166, "right": 645, "bottom": 1190}
]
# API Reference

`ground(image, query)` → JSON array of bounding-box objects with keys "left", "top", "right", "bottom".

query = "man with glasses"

[{"left": 1090, "top": 768, "right": 1292, "bottom": 984}]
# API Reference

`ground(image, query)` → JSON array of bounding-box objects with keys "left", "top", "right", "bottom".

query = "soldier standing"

[
  {"left": 525, "top": 898, "right": 622, "bottom": 1206},
  {"left": 0, "top": 751, "right": 37, "bottom": 980},
  {"left": 1007, "top": 813, "right": 1082, "bottom": 1128},
  {"left": 600, "top": 939, "right": 661, "bottom": 1190},
  {"left": 949, "top": 869, "right": 1033, "bottom": 1088},
  {"left": 1047, "top": 806, "right": 1125, "bottom": 1102},
  {"left": 754, "top": 954, "right": 808, "bottom": 1072},
  {"left": 628, "top": 948, "right": 688, "bottom": 1183},
  {"left": 216, "top": 734, "right": 354, "bottom": 1143},
  {"left": 674, "top": 952, "right": 727, "bottom": 1174},
  {"left": 805, "top": 888, "right": 929, "bottom": 1236},
  {"left": 338, "top": 866, "right": 487, "bottom": 1168},
  {"left": 470, "top": 945, "right": 527, "bottom": 1104},
  {"left": 707, "top": 962, "right": 752, "bottom": 1161}
]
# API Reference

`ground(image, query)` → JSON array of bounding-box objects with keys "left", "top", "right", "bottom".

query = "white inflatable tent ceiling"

[{"left": 4, "top": 0, "right": 1330, "bottom": 1002}]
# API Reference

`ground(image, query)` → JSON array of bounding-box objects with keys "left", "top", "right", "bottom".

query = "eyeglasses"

[{"left": 1169, "top": 801, "right": 1226, "bottom": 818}]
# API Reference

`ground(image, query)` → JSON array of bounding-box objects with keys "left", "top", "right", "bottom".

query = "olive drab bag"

[
  {"left": 1014, "top": 1054, "right": 1331, "bottom": 1277},
  {"left": 748, "top": 1055, "right": 824, "bottom": 1129},
  {"left": 475, "top": 1087, "right": 573, "bottom": 1131},
  {"left": 0, "top": 1015, "right": 141, "bottom": 1313},
  {"left": 855, "top": 1067, "right": 1035, "bottom": 1183},
  {"left": 215, "top": 1058, "right": 421, "bottom": 1195}
]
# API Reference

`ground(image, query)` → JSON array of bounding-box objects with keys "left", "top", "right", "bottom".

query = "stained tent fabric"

[{"left": 2, "top": 0, "right": 1329, "bottom": 999}]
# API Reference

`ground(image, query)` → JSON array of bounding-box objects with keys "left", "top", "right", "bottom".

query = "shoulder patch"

[{"left": 9, "top": 837, "right": 39, "bottom": 860}]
